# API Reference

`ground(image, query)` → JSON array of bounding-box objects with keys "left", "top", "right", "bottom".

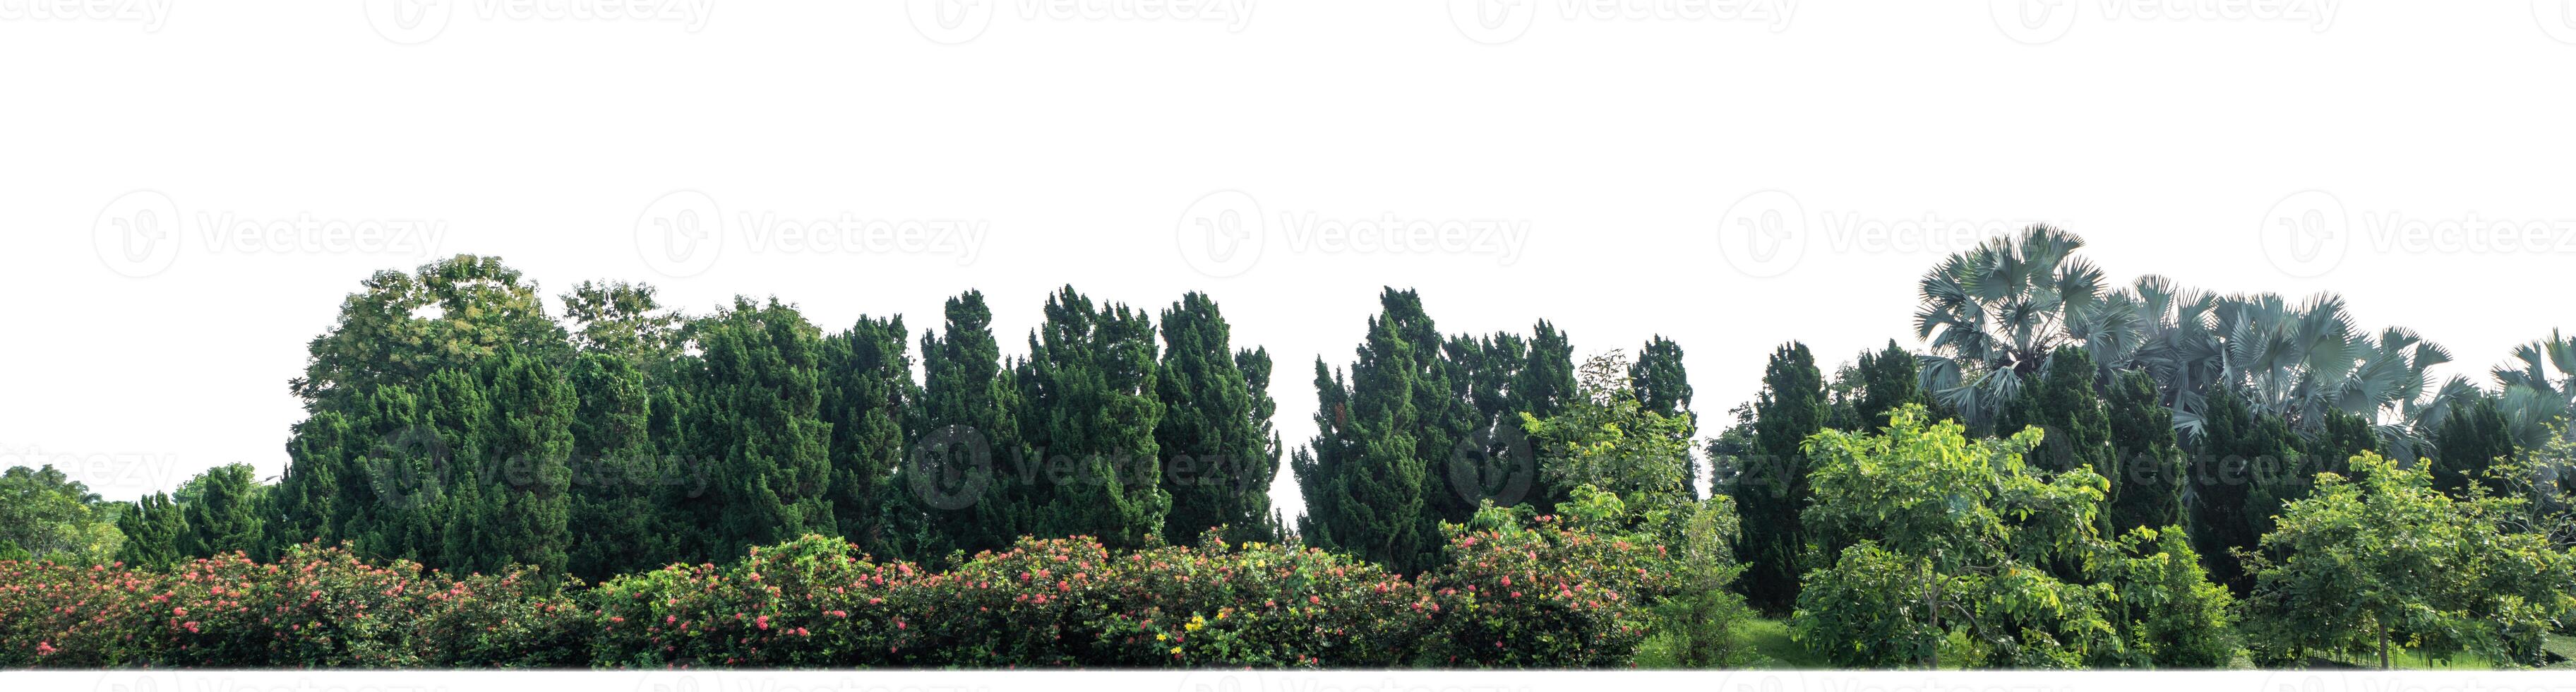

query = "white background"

[{"left": 4, "top": 1, "right": 2574, "bottom": 535}]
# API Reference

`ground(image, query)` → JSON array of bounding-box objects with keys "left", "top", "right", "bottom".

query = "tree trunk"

[{"left": 2376, "top": 617, "right": 2391, "bottom": 670}]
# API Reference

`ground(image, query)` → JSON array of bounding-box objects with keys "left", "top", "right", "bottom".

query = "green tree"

[
  {"left": 1013, "top": 287, "right": 1168, "bottom": 549},
  {"left": 1294, "top": 289, "right": 1453, "bottom": 573},
  {"left": 1154, "top": 293, "right": 1280, "bottom": 544},
  {"left": 1646, "top": 495, "right": 1755, "bottom": 668},
  {"left": 1994, "top": 346, "right": 2113, "bottom": 476},
  {"left": 0, "top": 466, "right": 117, "bottom": 563},
  {"left": 178, "top": 464, "right": 266, "bottom": 559},
  {"left": 2186, "top": 389, "right": 2304, "bottom": 591},
  {"left": 682, "top": 298, "right": 835, "bottom": 558},
  {"left": 1521, "top": 351, "right": 1696, "bottom": 522},
  {"left": 913, "top": 290, "right": 1019, "bottom": 556},
  {"left": 1791, "top": 406, "right": 2235, "bottom": 668},
  {"left": 2433, "top": 395, "right": 2516, "bottom": 497},
  {"left": 2104, "top": 370, "right": 2183, "bottom": 532},
  {"left": 2241, "top": 453, "right": 2576, "bottom": 668},
  {"left": 115, "top": 491, "right": 188, "bottom": 568},
  {"left": 820, "top": 314, "right": 921, "bottom": 559},
  {"left": 1735, "top": 342, "right": 1824, "bottom": 612},
  {"left": 1630, "top": 335, "right": 1694, "bottom": 419}
]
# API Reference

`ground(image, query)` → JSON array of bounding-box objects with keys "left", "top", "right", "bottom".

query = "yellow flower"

[
  {"left": 1169, "top": 645, "right": 1183, "bottom": 655},
  {"left": 1156, "top": 633, "right": 1168, "bottom": 642}
]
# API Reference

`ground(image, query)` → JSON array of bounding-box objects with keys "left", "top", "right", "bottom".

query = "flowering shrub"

[{"left": 5, "top": 525, "right": 1664, "bottom": 669}]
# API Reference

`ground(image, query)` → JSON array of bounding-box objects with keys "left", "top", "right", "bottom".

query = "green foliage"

[
  {"left": 1645, "top": 495, "right": 1756, "bottom": 668},
  {"left": 2434, "top": 395, "right": 2517, "bottom": 497},
  {"left": 1420, "top": 497, "right": 1677, "bottom": 667},
  {"left": 1995, "top": 346, "right": 2114, "bottom": 475},
  {"left": 684, "top": 298, "right": 837, "bottom": 557},
  {"left": 116, "top": 492, "right": 188, "bottom": 568},
  {"left": 177, "top": 465, "right": 265, "bottom": 559},
  {"left": 820, "top": 314, "right": 922, "bottom": 559},
  {"left": 2241, "top": 453, "right": 2576, "bottom": 668},
  {"left": 914, "top": 290, "right": 1020, "bottom": 556},
  {"left": 2187, "top": 389, "right": 2306, "bottom": 591},
  {"left": 1013, "top": 286, "right": 1170, "bottom": 549},
  {"left": 0, "top": 465, "right": 119, "bottom": 564},
  {"left": 1295, "top": 290, "right": 1449, "bottom": 573},
  {"left": 1522, "top": 352, "right": 1697, "bottom": 521},
  {"left": 1734, "top": 342, "right": 1824, "bottom": 612},
  {"left": 1790, "top": 405, "right": 2236, "bottom": 669},
  {"left": 1629, "top": 335, "right": 1694, "bottom": 419},
  {"left": 2104, "top": 370, "right": 2185, "bottom": 532},
  {"left": 1154, "top": 292, "right": 1281, "bottom": 545}
]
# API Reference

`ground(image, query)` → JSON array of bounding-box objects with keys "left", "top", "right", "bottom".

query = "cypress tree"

[
  {"left": 1999, "top": 346, "right": 2113, "bottom": 475},
  {"left": 1631, "top": 335, "right": 1694, "bottom": 419},
  {"left": 1015, "top": 287, "right": 1169, "bottom": 549},
  {"left": 2188, "top": 389, "right": 2303, "bottom": 592},
  {"left": 565, "top": 351, "right": 669, "bottom": 581},
  {"left": 821, "top": 314, "right": 921, "bottom": 558},
  {"left": 2308, "top": 407, "right": 2380, "bottom": 482},
  {"left": 915, "top": 291, "right": 1018, "bottom": 556},
  {"left": 1851, "top": 340, "right": 1919, "bottom": 431},
  {"left": 1736, "top": 342, "right": 1825, "bottom": 612},
  {"left": 115, "top": 491, "right": 187, "bottom": 568},
  {"left": 465, "top": 349, "right": 575, "bottom": 578},
  {"left": 1293, "top": 290, "right": 1449, "bottom": 573},
  {"left": 2433, "top": 395, "right": 2516, "bottom": 497},
  {"left": 1154, "top": 292, "right": 1281, "bottom": 544},
  {"left": 687, "top": 298, "right": 836, "bottom": 557},
  {"left": 178, "top": 464, "right": 265, "bottom": 559},
  {"left": 2106, "top": 369, "right": 2184, "bottom": 532}
]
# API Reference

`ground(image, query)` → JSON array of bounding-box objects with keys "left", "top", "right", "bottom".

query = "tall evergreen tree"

[
  {"left": 914, "top": 291, "right": 1019, "bottom": 556},
  {"left": 1736, "top": 342, "right": 1826, "bottom": 612},
  {"left": 1154, "top": 293, "right": 1280, "bottom": 544},
  {"left": 1014, "top": 287, "right": 1169, "bottom": 549},
  {"left": 2188, "top": 389, "right": 2304, "bottom": 592},
  {"left": 1294, "top": 289, "right": 1451, "bottom": 573},
  {"left": 178, "top": 464, "right": 265, "bottom": 559},
  {"left": 115, "top": 491, "right": 187, "bottom": 568},
  {"left": 684, "top": 298, "right": 836, "bottom": 558},
  {"left": 451, "top": 349, "right": 575, "bottom": 578},
  {"left": 1851, "top": 340, "right": 1920, "bottom": 431},
  {"left": 2105, "top": 369, "right": 2183, "bottom": 532},
  {"left": 821, "top": 314, "right": 921, "bottom": 558},
  {"left": 2433, "top": 395, "right": 2516, "bottom": 497},
  {"left": 1630, "top": 335, "right": 1694, "bottom": 419},
  {"left": 564, "top": 350, "right": 673, "bottom": 580},
  {"left": 2308, "top": 407, "right": 2380, "bottom": 482},
  {"left": 1994, "top": 346, "right": 2113, "bottom": 475}
]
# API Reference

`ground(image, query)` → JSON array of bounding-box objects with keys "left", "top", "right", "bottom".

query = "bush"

[{"left": 1416, "top": 500, "right": 1675, "bottom": 668}]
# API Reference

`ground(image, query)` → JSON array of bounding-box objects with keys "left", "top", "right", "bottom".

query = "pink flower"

[
  {"left": 35, "top": 641, "right": 56, "bottom": 657},
  {"left": 183, "top": 621, "right": 200, "bottom": 633},
  {"left": 895, "top": 619, "right": 907, "bottom": 630},
  {"left": 610, "top": 616, "right": 625, "bottom": 624},
  {"left": 755, "top": 615, "right": 769, "bottom": 630},
  {"left": 173, "top": 607, "right": 188, "bottom": 616}
]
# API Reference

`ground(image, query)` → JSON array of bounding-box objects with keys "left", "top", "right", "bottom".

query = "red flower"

[{"left": 183, "top": 621, "right": 200, "bottom": 633}]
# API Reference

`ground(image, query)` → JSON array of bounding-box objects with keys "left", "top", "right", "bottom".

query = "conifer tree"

[
  {"left": 1154, "top": 293, "right": 1280, "bottom": 544},
  {"left": 1736, "top": 342, "right": 1825, "bottom": 612},
  {"left": 1014, "top": 287, "right": 1169, "bottom": 549},
  {"left": 178, "top": 464, "right": 265, "bottom": 559},
  {"left": 1294, "top": 290, "right": 1451, "bottom": 573},
  {"left": 685, "top": 298, "right": 835, "bottom": 557},
  {"left": 2105, "top": 369, "right": 2183, "bottom": 532},
  {"left": 115, "top": 491, "right": 187, "bottom": 568},
  {"left": 2188, "top": 390, "right": 2304, "bottom": 592},
  {"left": 2434, "top": 395, "right": 2516, "bottom": 497},
  {"left": 914, "top": 291, "right": 1019, "bottom": 555},
  {"left": 821, "top": 314, "right": 921, "bottom": 557},
  {"left": 1631, "top": 335, "right": 1694, "bottom": 419}
]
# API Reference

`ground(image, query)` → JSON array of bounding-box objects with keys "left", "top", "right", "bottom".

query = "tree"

[
  {"left": 682, "top": 298, "right": 836, "bottom": 558},
  {"left": 1013, "top": 287, "right": 1170, "bottom": 549},
  {"left": 913, "top": 290, "right": 1020, "bottom": 556},
  {"left": 1154, "top": 292, "right": 1280, "bottom": 544},
  {"left": 2493, "top": 330, "right": 2575, "bottom": 449},
  {"left": 1294, "top": 290, "right": 1451, "bottom": 573},
  {"left": 1733, "top": 342, "right": 1826, "bottom": 612},
  {"left": 2241, "top": 453, "right": 2576, "bottom": 668},
  {"left": 178, "top": 464, "right": 266, "bottom": 559},
  {"left": 2433, "top": 395, "right": 2516, "bottom": 498},
  {"left": 1912, "top": 226, "right": 2114, "bottom": 431},
  {"left": 2104, "top": 370, "right": 2183, "bottom": 532},
  {"left": 1791, "top": 406, "right": 2235, "bottom": 669},
  {"left": 116, "top": 491, "right": 188, "bottom": 568},
  {"left": 2187, "top": 390, "right": 2305, "bottom": 592},
  {"left": 820, "top": 314, "right": 921, "bottom": 559},
  {"left": 563, "top": 350, "right": 677, "bottom": 581},
  {"left": 0, "top": 466, "right": 117, "bottom": 563},
  {"left": 451, "top": 350, "right": 575, "bottom": 578},
  {"left": 1646, "top": 495, "right": 1755, "bottom": 668},
  {"left": 1521, "top": 352, "right": 1696, "bottom": 522},
  {"left": 1630, "top": 335, "right": 1693, "bottom": 419},
  {"left": 1994, "top": 346, "right": 2112, "bottom": 476}
]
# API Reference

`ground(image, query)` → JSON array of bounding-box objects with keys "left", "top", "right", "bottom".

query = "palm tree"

[
  {"left": 1912, "top": 225, "right": 2109, "bottom": 429},
  {"left": 2494, "top": 330, "right": 2576, "bottom": 449}
]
